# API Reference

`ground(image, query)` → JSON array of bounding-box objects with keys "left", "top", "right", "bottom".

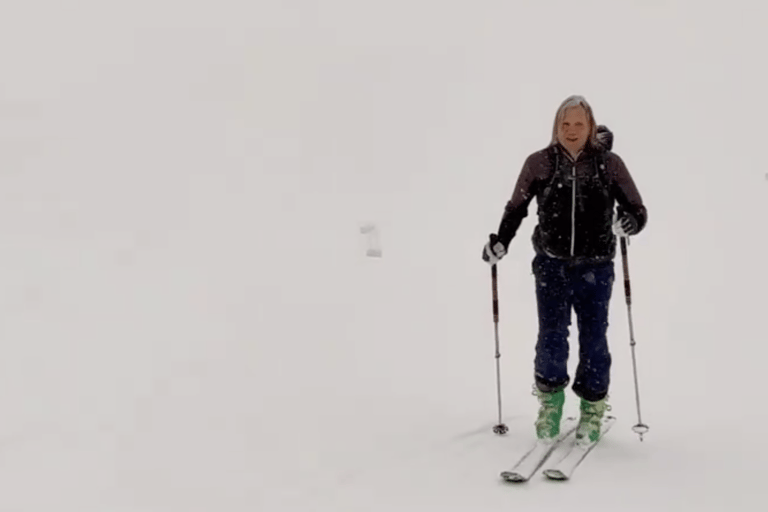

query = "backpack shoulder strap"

[
  {"left": 539, "top": 145, "right": 562, "bottom": 206},
  {"left": 592, "top": 150, "right": 612, "bottom": 197}
]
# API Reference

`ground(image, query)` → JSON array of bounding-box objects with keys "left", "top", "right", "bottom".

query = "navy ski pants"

[{"left": 532, "top": 253, "right": 615, "bottom": 402}]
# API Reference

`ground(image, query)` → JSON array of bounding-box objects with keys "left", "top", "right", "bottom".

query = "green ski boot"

[
  {"left": 575, "top": 397, "right": 609, "bottom": 445},
  {"left": 534, "top": 387, "right": 565, "bottom": 442}
]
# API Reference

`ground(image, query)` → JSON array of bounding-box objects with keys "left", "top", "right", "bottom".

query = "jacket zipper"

[{"left": 571, "top": 165, "right": 576, "bottom": 257}]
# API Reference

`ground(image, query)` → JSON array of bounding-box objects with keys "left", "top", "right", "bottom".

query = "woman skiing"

[{"left": 482, "top": 95, "right": 647, "bottom": 445}]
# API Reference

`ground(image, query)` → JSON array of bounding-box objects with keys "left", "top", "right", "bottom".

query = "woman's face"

[{"left": 557, "top": 106, "right": 590, "bottom": 155}]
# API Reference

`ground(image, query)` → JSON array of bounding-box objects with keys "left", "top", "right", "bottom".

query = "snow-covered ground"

[{"left": 0, "top": 1, "right": 766, "bottom": 510}]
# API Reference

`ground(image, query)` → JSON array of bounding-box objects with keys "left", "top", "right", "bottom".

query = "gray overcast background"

[{"left": 0, "top": 1, "right": 765, "bottom": 511}]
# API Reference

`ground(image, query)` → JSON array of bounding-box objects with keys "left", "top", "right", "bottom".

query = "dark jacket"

[{"left": 496, "top": 141, "right": 647, "bottom": 263}]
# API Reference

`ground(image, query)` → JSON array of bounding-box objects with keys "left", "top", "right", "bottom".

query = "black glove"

[
  {"left": 482, "top": 233, "right": 506, "bottom": 265},
  {"left": 612, "top": 211, "right": 639, "bottom": 237}
]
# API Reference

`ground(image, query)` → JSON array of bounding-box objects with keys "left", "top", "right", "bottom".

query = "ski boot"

[
  {"left": 534, "top": 387, "right": 565, "bottom": 442},
  {"left": 575, "top": 397, "right": 610, "bottom": 445}
]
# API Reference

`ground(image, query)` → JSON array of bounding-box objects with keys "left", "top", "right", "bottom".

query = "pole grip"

[
  {"left": 491, "top": 264, "right": 499, "bottom": 322},
  {"left": 490, "top": 234, "right": 499, "bottom": 322},
  {"left": 620, "top": 236, "right": 631, "bottom": 306}
]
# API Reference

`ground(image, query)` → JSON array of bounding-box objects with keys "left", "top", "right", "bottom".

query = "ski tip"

[
  {"left": 543, "top": 469, "right": 568, "bottom": 481},
  {"left": 500, "top": 471, "right": 527, "bottom": 483}
]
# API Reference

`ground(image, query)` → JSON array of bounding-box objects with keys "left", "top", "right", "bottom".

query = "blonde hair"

[{"left": 550, "top": 95, "right": 599, "bottom": 148}]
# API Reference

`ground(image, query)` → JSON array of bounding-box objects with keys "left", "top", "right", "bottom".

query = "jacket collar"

[{"left": 554, "top": 142, "right": 602, "bottom": 163}]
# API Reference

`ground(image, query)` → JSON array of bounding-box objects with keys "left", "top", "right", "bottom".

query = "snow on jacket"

[{"left": 496, "top": 141, "right": 647, "bottom": 263}]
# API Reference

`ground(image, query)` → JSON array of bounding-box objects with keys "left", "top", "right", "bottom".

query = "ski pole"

[
  {"left": 490, "top": 235, "right": 508, "bottom": 435},
  {"left": 620, "top": 236, "right": 649, "bottom": 441}
]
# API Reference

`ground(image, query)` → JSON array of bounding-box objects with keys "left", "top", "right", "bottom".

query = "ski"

[
  {"left": 499, "top": 417, "right": 578, "bottom": 483},
  {"left": 542, "top": 415, "right": 616, "bottom": 481}
]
